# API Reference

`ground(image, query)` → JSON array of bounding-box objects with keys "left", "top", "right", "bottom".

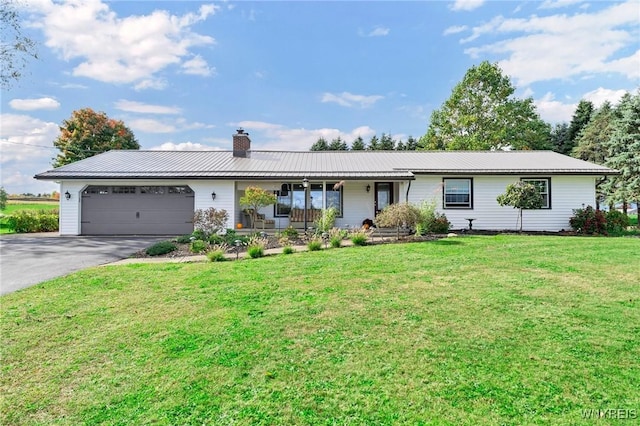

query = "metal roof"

[{"left": 34, "top": 150, "right": 617, "bottom": 180}]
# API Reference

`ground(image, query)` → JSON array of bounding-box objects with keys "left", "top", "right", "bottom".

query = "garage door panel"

[{"left": 81, "top": 186, "right": 194, "bottom": 235}]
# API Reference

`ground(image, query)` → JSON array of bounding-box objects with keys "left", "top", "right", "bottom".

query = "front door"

[{"left": 374, "top": 182, "right": 393, "bottom": 215}]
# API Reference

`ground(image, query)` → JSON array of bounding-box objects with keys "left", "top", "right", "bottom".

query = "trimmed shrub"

[
  {"left": 282, "top": 246, "right": 295, "bottom": 255},
  {"left": 6, "top": 209, "right": 59, "bottom": 233},
  {"left": 146, "top": 241, "right": 177, "bottom": 256},
  {"left": 570, "top": 206, "right": 607, "bottom": 235},
  {"left": 190, "top": 239, "right": 208, "bottom": 254},
  {"left": 207, "top": 250, "right": 227, "bottom": 262},
  {"left": 307, "top": 239, "right": 322, "bottom": 251}
]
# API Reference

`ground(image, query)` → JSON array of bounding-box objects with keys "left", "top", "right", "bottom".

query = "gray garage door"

[{"left": 81, "top": 185, "right": 194, "bottom": 235}]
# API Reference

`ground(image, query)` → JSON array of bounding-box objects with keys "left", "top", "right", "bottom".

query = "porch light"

[
  {"left": 211, "top": 192, "right": 216, "bottom": 201},
  {"left": 64, "top": 191, "right": 71, "bottom": 200},
  {"left": 366, "top": 184, "right": 371, "bottom": 193},
  {"left": 302, "top": 177, "right": 309, "bottom": 188}
]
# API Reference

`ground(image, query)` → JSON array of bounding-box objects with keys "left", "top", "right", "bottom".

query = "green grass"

[
  {"left": 0, "top": 201, "right": 59, "bottom": 234},
  {"left": 1, "top": 235, "right": 639, "bottom": 425},
  {"left": 630, "top": 214, "right": 638, "bottom": 227}
]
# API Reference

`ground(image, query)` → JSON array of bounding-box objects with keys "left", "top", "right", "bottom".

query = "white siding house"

[{"left": 36, "top": 130, "right": 616, "bottom": 236}]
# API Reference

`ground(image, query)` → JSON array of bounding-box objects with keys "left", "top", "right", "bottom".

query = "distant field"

[{"left": 0, "top": 201, "right": 59, "bottom": 234}]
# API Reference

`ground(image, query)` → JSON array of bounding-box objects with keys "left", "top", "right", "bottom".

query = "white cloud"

[
  {"left": 321, "top": 91, "right": 384, "bottom": 108},
  {"left": 539, "top": 0, "right": 584, "bottom": 10},
  {"left": 9, "top": 97, "right": 60, "bottom": 111},
  {"left": 181, "top": 55, "right": 216, "bottom": 76},
  {"left": 461, "top": 1, "right": 640, "bottom": 85},
  {"left": 128, "top": 118, "right": 176, "bottom": 133},
  {"left": 150, "top": 142, "right": 222, "bottom": 151},
  {"left": 134, "top": 79, "right": 168, "bottom": 91},
  {"left": 368, "top": 26, "right": 390, "bottom": 37},
  {"left": 28, "top": 1, "right": 218, "bottom": 87},
  {"left": 582, "top": 87, "right": 628, "bottom": 107},
  {"left": 450, "top": 0, "right": 485, "bottom": 12},
  {"left": 534, "top": 92, "right": 577, "bottom": 123},
  {"left": 443, "top": 25, "right": 468, "bottom": 36},
  {"left": 0, "top": 114, "right": 60, "bottom": 194},
  {"left": 127, "top": 117, "right": 215, "bottom": 134},
  {"left": 114, "top": 99, "right": 181, "bottom": 114},
  {"left": 235, "top": 121, "right": 376, "bottom": 150}
]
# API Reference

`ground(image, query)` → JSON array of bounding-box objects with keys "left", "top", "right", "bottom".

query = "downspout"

[{"left": 405, "top": 180, "right": 412, "bottom": 202}]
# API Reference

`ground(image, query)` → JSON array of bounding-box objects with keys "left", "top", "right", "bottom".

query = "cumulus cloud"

[
  {"left": 460, "top": 0, "right": 640, "bottom": 85},
  {"left": 582, "top": 87, "right": 628, "bottom": 107},
  {"left": 321, "top": 92, "right": 384, "bottom": 108},
  {"left": 534, "top": 92, "right": 578, "bottom": 123},
  {"left": 114, "top": 100, "right": 181, "bottom": 114},
  {"left": 0, "top": 114, "right": 60, "bottom": 194},
  {"left": 182, "top": 55, "right": 216, "bottom": 76},
  {"left": 127, "top": 117, "right": 214, "bottom": 134},
  {"left": 367, "top": 26, "right": 390, "bottom": 37},
  {"left": 9, "top": 97, "right": 60, "bottom": 111},
  {"left": 450, "top": 0, "right": 485, "bottom": 12},
  {"left": 235, "top": 120, "right": 376, "bottom": 150},
  {"left": 443, "top": 25, "right": 468, "bottom": 36},
  {"left": 27, "top": 1, "right": 218, "bottom": 87},
  {"left": 539, "top": 0, "right": 584, "bottom": 10}
]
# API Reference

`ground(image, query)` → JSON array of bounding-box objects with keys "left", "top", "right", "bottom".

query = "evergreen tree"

[
  {"left": 567, "top": 99, "right": 594, "bottom": 153},
  {"left": 572, "top": 102, "right": 614, "bottom": 165},
  {"left": 550, "top": 122, "right": 571, "bottom": 154},
  {"left": 602, "top": 92, "right": 640, "bottom": 211},
  {"left": 328, "top": 137, "right": 348, "bottom": 150},
  {"left": 367, "top": 135, "right": 381, "bottom": 150},
  {"left": 379, "top": 133, "right": 395, "bottom": 150},
  {"left": 405, "top": 136, "right": 418, "bottom": 150},
  {"left": 310, "top": 137, "right": 329, "bottom": 151},
  {"left": 350, "top": 136, "right": 366, "bottom": 150}
]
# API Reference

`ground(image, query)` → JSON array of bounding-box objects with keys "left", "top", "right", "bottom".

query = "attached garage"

[{"left": 81, "top": 185, "right": 194, "bottom": 235}]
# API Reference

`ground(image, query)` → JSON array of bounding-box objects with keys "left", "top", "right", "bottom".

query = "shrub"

[
  {"left": 282, "top": 246, "right": 295, "bottom": 255},
  {"left": 281, "top": 226, "right": 299, "bottom": 239},
  {"left": 328, "top": 227, "right": 345, "bottom": 248},
  {"left": 330, "top": 236, "right": 342, "bottom": 248},
  {"left": 247, "top": 245, "right": 264, "bottom": 258},
  {"left": 193, "top": 207, "right": 229, "bottom": 237},
  {"left": 176, "top": 234, "right": 192, "bottom": 244},
  {"left": 350, "top": 230, "right": 369, "bottom": 246},
  {"left": 307, "top": 239, "right": 322, "bottom": 251},
  {"left": 146, "top": 241, "right": 177, "bottom": 256},
  {"left": 375, "top": 202, "right": 421, "bottom": 239},
  {"left": 6, "top": 209, "right": 59, "bottom": 233},
  {"left": 417, "top": 200, "right": 450, "bottom": 234},
  {"left": 570, "top": 205, "right": 607, "bottom": 235},
  {"left": 315, "top": 207, "right": 338, "bottom": 232},
  {"left": 207, "top": 249, "right": 227, "bottom": 262},
  {"left": 191, "top": 229, "right": 207, "bottom": 241},
  {"left": 605, "top": 210, "right": 630, "bottom": 233},
  {"left": 190, "top": 239, "right": 208, "bottom": 253},
  {"left": 208, "top": 234, "right": 226, "bottom": 245}
]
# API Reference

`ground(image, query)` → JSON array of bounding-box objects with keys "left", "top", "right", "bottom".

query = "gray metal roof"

[{"left": 34, "top": 150, "right": 617, "bottom": 180}]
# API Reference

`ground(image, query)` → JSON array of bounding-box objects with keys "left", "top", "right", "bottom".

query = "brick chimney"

[{"left": 233, "top": 128, "right": 251, "bottom": 158}]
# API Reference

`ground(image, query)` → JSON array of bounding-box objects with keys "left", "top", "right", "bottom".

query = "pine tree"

[
  {"left": 310, "top": 137, "right": 329, "bottom": 151},
  {"left": 350, "top": 136, "right": 366, "bottom": 150}
]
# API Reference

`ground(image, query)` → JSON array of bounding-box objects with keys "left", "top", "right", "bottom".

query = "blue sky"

[{"left": 1, "top": 0, "right": 638, "bottom": 194}]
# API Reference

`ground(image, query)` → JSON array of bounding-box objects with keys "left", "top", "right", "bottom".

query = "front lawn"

[{"left": 1, "top": 235, "right": 638, "bottom": 425}]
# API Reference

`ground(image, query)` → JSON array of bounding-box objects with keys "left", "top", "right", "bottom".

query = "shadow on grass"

[{"left": 430, "top": 239, "right": 465, "bottom": 246}]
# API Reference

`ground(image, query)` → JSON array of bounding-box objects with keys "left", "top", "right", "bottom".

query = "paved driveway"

[{"left": 0, "top": 234, "right": 165, "bottom": 295}]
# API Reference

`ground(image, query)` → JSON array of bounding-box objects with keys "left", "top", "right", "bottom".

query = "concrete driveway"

[{"left": 0, "top": 234, "right": 165, "bottom": 295}]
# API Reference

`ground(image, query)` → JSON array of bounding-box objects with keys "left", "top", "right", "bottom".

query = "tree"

[
  {"left": 328, "top": 137, "right": 348, "bottom": 150},
  {"left": 572, "top": 102, "right": 614, "bottom": 165},
  {"left": 239, "top": 186, "right": 277, "bottom": 231},
  {"left": 566, "top": 99, "right": 594, "bottom": 153},
  {"left": 310, "top": 137, "right": 329, "bottom": 151},
  {"left": 602, "top": 92, "right": 640, "bottom": 213},
  {"left": 379, "top": 133, "right": 395, "bottom": 150},
  {"left": 550, "top": 122, "right": 571, "bottom": 154},
  {"left": 350, "top": 136, "right": 365, "bottom": 150},
  {"left": 404, "top": 136, "right": 418, "bottom": 151},
  {"left": 496, "top": 181, "right": 544, "bottom": 232},
  {"left": 374, "top": 202, "right": 421, "bottom": 240},
  {"left": 0, "top": 186, "right": 7, "bottom": 210},
  {"left": 367, "top": 135, "right": 381, "bottom": 150},
  {"left": 52, "top": 108, "right": 139, "bottom": 167},
  {"left": 419, "top": 61, "right": 551, "bottom": 151},
  {"left": 1, "top": 0, "right": 38, "bottom": 89}
]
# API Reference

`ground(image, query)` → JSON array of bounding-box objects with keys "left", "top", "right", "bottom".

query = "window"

[
  {"left": 443, "top": 178, "right": 472, "bottom": 209},
  {"left": 83, "top": 186, "right": 109, "bottom": 195},
  {"left": 274, "top": 181, "right": 343, "bottom": 217},
  {"left": 521, "top": 178, "right": 551, "bottom": 209},
  {"left": 140, "top": 186, "right": 164, "bottom": 195},
  {"left": 112, "top": 186, "right": 136, "bottom": 194},
  {"left": 168, "top": 186, "right": 193, "bottom": 194}
]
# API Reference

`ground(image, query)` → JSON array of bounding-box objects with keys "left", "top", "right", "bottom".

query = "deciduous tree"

[
  {"left": 419, "top": 61, "right": 550, "bottom": 151},
  {"left": 239, "top": 186, "right": 277, "bottom": 231},
  {"left": 1, "top": 0, "right": 38, "bottom": 89},
  {"left": 53, "top": 108, "right": 139, "bottom": 167},
  {"left": 496, "top": 181, "right": 544, "bottom": 232}
]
